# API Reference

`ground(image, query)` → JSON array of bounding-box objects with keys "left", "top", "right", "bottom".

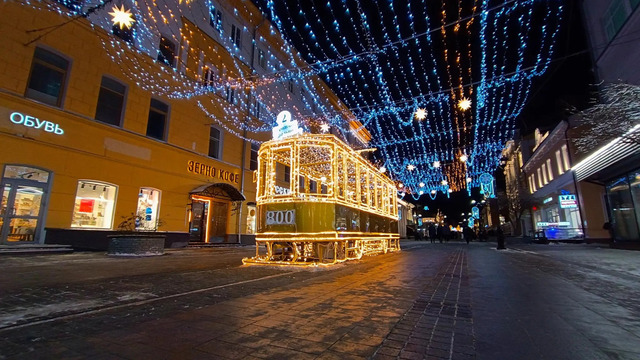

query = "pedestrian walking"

[
  {"left": 428, "top": 224, "right": 436, "bottom": 243},
  {"left": 496, "top": 225, "right": 506, "bottom": 250}
]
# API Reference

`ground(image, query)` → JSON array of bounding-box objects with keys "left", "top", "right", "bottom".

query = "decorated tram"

[{"left": 243, "top": 126, "right": 400, "bottom": 266}]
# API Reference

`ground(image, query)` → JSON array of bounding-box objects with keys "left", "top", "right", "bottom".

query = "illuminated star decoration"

[
  {"left": 414, "top": 108, "right": 427, "bottom": 121},
  {"left": 320, "top": 123, "right": 330, "bottom": 133},
  {"left": 458, "top": 98, "right": 472, "bottom": 111},
  {"left": 407, "top": 164, "right": 415, "bottom": 171},
  {"left": 109, "top": 5, "right": 135, "bottom": 29}
]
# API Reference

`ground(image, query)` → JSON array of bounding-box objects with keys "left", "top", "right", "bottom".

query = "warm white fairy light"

[
  {"left": 320, "top": 123, "right": 330, "bottom": 133},
  {"left": 441, "top": 179, "right": 448, "bottom": 186},
  {"left": 407, "top": 164, "right": 415, "bottom": 171},
  {"left": 433, "top": 161, "right": 441, "bottom": 168},
  {"left": 460, "top": 154, "right": 468, "bottom": 163},
  {"left": 414, "top": 108, "right": 427, "bottom": 120},
  {"left": 419, "top": 182, "right": 425, "bottom": 187},
  {"left": 379, "top": 166, "right": 386, "bottom": 173}
]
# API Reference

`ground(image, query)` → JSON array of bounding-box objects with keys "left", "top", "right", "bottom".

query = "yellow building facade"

[{"left": 0, "top": 1, "right": 362, "bottom": 248}]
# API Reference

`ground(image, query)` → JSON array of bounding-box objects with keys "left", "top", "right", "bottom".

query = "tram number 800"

[{"left": 265, "top": 210, "right": 296, "bottom": 225}]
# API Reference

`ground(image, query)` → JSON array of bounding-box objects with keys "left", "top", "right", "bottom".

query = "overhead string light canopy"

[
  {"left": 23, "top": 0, "right": 562, "bottom": 197},
  {"left": 255, "top": 0, "right": 563, "bottom": 199}
]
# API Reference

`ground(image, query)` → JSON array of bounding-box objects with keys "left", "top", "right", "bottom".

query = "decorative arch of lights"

[{"left": 20, "top": 0, "right": 563, "bottom": 199}]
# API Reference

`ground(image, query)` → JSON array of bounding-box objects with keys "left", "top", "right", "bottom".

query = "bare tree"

[{"left": 574, "top": 83, "right": 640, "bottom": 153}]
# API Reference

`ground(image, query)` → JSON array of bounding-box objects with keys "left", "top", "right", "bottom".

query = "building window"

[
  {"left": 541, "top": 164, "right": 548, "bottom": 185},
  {"left": 537, "top": 168, "right": 543, "bottom": 188},
  {"left": 555, "top": 150, "right": 564, "bottom": 175},
  {"left": 71, "top": 181, "right": 117, "bottom": 229},
  {"left": 561, "top": 144, "right": 571, "bottom": 171},
  {"left": 284, "top": 165, "right": 290, "bottom": 183},
  {"left": 230, "top": 24, "right": 241, "bottom": 48},
  {"left": 209, "top": 5, "right": 222, "bottom": 32},
  {"left": 250, "top": 97, "right": 261, "bottom": 118},
  {"left": 528, "top": 176, "right": 534, "bottom": 194},
  {"left": 157, "top": 36, "right": 176, "bottom": 67},
  {"left": 25, "top": 47, "right": 69, "bottom": 107},
  {"left": 603, "top": 0, "right": 631, "bottom": 40},
  {"left": 202, "top": 65, "right": 217, "bottom": 88},
  {"left": 136, "top": 188, "right": 161, "bottom": 230},
  {"left": 546, "top": 159, "right": 554, "bottom": 181},
  {"left": 288, "top": 80, "right": 294, "bottom": 94},
  {"left": 225, "top": 86, "right": 235, "bottom": 104},
  {"left": 95, "top": 76, "right": 126, "bottom": 126},
  {"left": 147, "top": 99, "right": 169, "bottom": 140},
  {"left": 258, "top": 48, "right": 267, "bottom": 68},
  {"left": 112, "top": 23, "right": 134, "bottom": 44},
  {"left": 209, "top": 126, "right": 222, "bottom": 159},
  {"left": 250, "top": 143, "right": 259, "bottom": 171}
]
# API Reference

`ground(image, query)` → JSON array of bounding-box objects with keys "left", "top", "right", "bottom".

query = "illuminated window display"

[
  {"left": 71, "top": 181, "right": 117, "bottom": 229},
  {"left": 136, "top": 188, "right": 161, "bottom": 230}
]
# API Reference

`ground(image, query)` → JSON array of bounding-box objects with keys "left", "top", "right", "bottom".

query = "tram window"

[
  {"left": 299, "top": 175, "right": 305, "bottom": 193},
  {"left": 321, "top": 184, "right": 328, "bottom": 194},
  {"left": 309, "top": 180, "right": 317, "bottom": 193},
  {"left": 284, "top": 165, "right": 290, "bottom": 183}
]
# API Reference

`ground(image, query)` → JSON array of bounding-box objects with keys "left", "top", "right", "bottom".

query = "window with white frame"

[
  {"left": 225, "top": 86, "right": 235, "bottom": 104},
  {"left": 528, "top": 176, "right": 534, "bottom": 194},
  {"left": 202, "top": 64, "right": 217, "bottom": 88},
  {"left": 157, "top": 36, "right": 176, "bottom": 68},
  {"left": 555, "top": 150, "right": 564, "bottom": 175},
  {"left": 541, "top": 164, "right": 548, "bottom": 185},
  {"left": 561, "top": 144, "right": 571, "bottom": 171},
  {"left": 546, "top": 159, "right": 554, "bottom": 181}
]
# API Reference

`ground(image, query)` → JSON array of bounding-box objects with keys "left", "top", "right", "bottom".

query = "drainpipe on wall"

[{"left": 237, "top": 18, "right": 265, "bottom": 244}]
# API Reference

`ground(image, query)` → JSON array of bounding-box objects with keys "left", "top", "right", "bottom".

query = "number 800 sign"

[{"left": 265, "top": 210, "right": 295, "bottom": 225}]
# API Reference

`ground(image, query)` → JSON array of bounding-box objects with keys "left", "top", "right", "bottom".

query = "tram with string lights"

[{"left": 243, "top": 127, "right": 400, "bottom": 266}]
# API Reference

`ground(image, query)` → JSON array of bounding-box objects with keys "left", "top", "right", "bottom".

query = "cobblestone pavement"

[{"left": 0, "top": 241, "right": 639, "bottom": 359}]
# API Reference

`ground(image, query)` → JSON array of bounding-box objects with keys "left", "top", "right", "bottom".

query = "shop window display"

[
  {"left": 71, "top": 181, "right": 117, "bottom": 229},
  {"left": 136, "top": 188, "right": 161, "bottom": 230}
]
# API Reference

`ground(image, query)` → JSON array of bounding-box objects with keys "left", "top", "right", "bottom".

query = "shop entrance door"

[
  {"left": 189, "top": 200, "right": 207, "bottom": 243},
  {"left": 0, "top": 180, "right": 46, "bottom": 244},
  {"left": 209, "top": 201, "right": 228, "bottom": 243},
  {"left": 188, "top": 198, "right": 229, "bottom": 243}
]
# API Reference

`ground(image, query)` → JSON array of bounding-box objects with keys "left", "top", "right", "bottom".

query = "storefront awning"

[
  {"left": 190, "top": 183, "right": 246, "bottom": 201},
  {"left": 573, "top": 124, "right": 640, "bottom": 182}
]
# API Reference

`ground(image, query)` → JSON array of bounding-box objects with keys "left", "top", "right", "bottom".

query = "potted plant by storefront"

[{"left": 107, "top": 213, "right": 166, "bottom": 256}]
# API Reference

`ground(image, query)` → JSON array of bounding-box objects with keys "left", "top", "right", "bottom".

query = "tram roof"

[{"left": 260, "top": 133, "right": 395, "bottom": 186}]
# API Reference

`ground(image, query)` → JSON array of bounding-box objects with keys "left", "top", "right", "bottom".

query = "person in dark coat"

[
  {"left": 428, "top": 224, "right": 437, "bottom": 243},
  {"left": 496, "top": 225, "right": 506, "bottom": 250},
  {"left": 463, "top": 226, "right": 472, "bottom": 244},
  {"left": 436, "top": 225, "right": 444, "bottom": 243}
]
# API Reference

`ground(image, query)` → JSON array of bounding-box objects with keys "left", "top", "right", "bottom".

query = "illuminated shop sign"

[
  {"left": 559, "top": 194, "right": 577, "bottom": 208},
  {"left": 537, "top": 221, "right": 571, "bottom": 228},
  {"left": 9, "top": 112, "right": 64, "bottom": 135},
  {"left": 266, "top": 209, "right": 295, "bottom": 225},
  {"left": 543, "top": 197, "right": 553, "bottom": 204},
  {"left": 272, "top": 111, "right": 302, "bottom": 140},
  {"left": 187, "top": 160, "right": 239, "bottom": 184}
]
